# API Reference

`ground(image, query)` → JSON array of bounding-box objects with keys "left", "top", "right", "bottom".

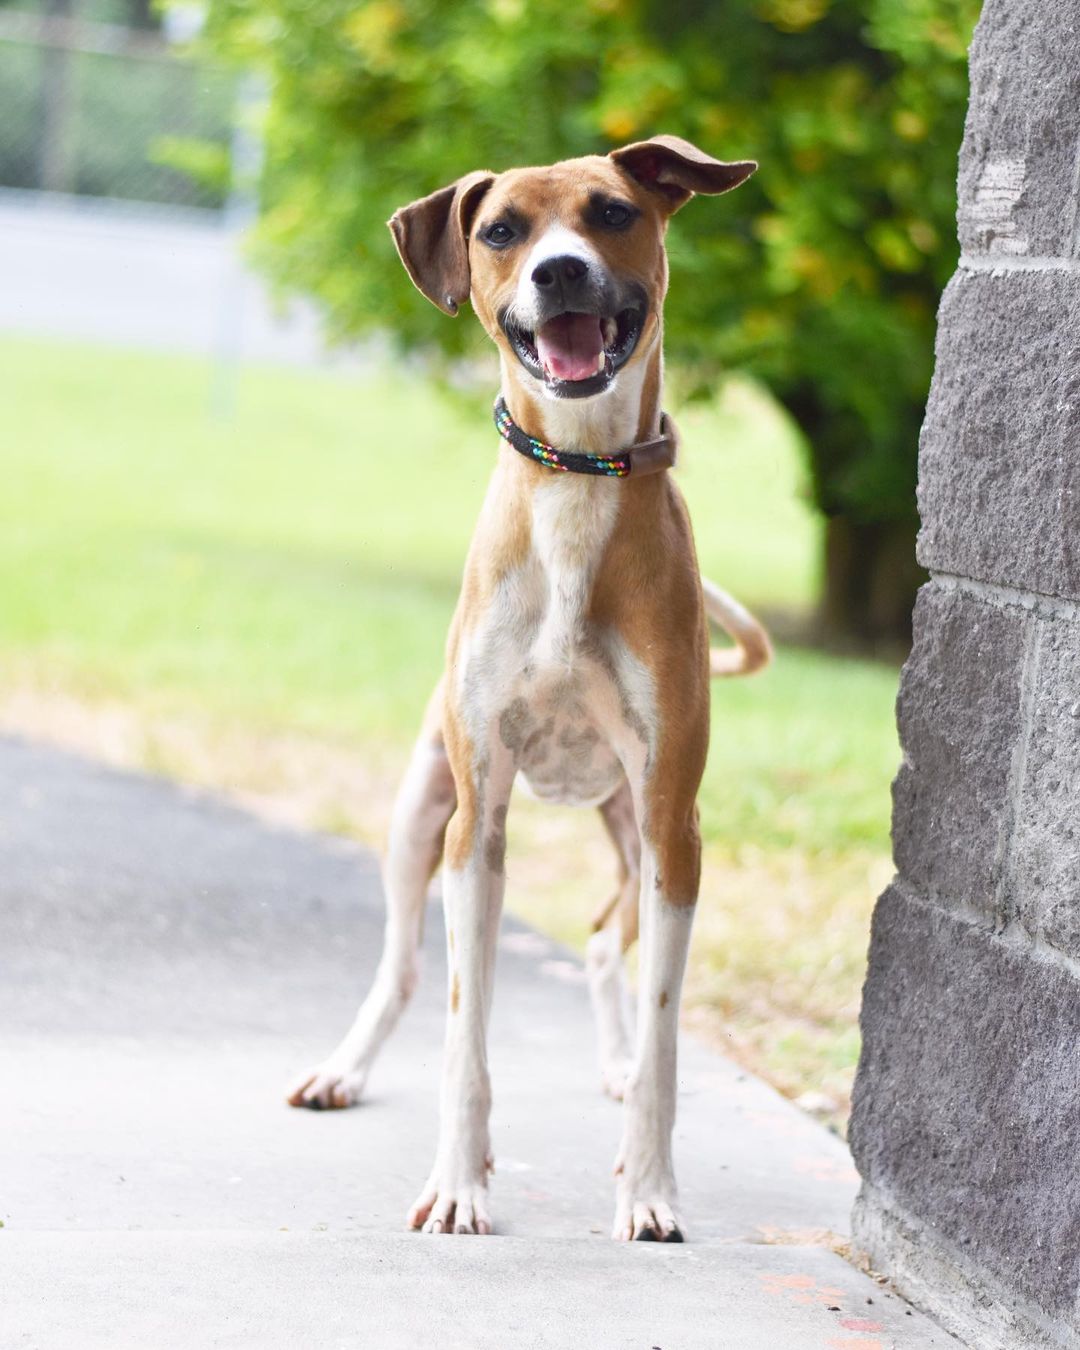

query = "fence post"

[
  {"left": 210, "top": 71, "right": 266, "bottom": 415},
  {"left": 38, "top": 0, "right": 77, "bottom": 193}
]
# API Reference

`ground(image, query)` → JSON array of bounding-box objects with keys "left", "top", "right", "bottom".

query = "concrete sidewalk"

[
  {"left": 0, "top": 737, "right": 951, "bottom": 1348},
  {"left": 0, "top": 188, "right": 350, "bottom": 365}
]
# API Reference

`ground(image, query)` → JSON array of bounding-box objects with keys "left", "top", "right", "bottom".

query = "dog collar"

[{"left": 493, "top": 397, "right": 678, "bottom": 478}]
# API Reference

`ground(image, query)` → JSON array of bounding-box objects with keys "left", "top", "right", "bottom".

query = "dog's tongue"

[{"left": 536, "top": 313, "right": 604, "bottom": 382}]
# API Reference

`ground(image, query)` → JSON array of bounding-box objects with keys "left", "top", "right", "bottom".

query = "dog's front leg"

[
  {"left": 612, "top": 805, "right": 699, "bottom": 1243},
  {"left": 407, "top": 739, "right": 513, "bottom": 1236}
]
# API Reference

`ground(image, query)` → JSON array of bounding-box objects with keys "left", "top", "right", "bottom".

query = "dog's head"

[{"left": 389, "top": 136, "right": 756, "bottom": 402}]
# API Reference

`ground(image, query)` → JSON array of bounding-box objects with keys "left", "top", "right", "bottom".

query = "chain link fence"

[{"left": 0, "top": 0, "right": 235, "bottom": 211}]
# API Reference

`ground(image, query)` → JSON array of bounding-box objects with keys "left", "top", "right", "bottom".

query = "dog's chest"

[
  {"left": 499, "top": 680, "right": 624, "bottom": 806},
  {"left": 527, "top": 473, "right": 619, "bottom": 665},
  {"left": 458, "top": 473, "right": 654, "bottom": 806}
]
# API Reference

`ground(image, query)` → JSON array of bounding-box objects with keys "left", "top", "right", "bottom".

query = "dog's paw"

[
  {"left": 612, "top": 1193, "right": 684, "bottom": 1243},
  {"left": 285, "top": 1062, "right": 366, "bottom": 1111},
  {"left": 612, "top": 1161, "right": 684, "bottom": 1242},
  {"left": 407, "top": 1160, "right": 494, "bottom": 1235},
  {"left": 601, "top": 1058, "right": 633, "bottom": 1102}
]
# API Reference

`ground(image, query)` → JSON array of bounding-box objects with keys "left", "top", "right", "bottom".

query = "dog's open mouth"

[{"left": 503, "top": 307, "right": 644, "bottom": 399}]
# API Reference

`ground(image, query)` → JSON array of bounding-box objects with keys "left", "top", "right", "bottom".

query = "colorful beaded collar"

[{"left": 493, "top": 397, "right": 679, "bottom": 478}]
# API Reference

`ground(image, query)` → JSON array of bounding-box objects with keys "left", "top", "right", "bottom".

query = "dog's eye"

[
  {"left": 482, "top": 222, "right": 515, "bottom": 247},
  {"left": 602, "top": 203, "right": 633, "bottom": 228}
]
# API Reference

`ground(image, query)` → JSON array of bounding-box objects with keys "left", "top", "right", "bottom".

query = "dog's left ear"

[
  {"left": 609, "top": 135, "right": 757, "bottom": 213},
  {"left": 388, "top": 171, "right": 496, "bottom": 316}
]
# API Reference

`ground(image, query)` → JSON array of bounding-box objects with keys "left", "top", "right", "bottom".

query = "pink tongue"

[{"left": 536, "top": 313, "right": 604, "bottom": 381}]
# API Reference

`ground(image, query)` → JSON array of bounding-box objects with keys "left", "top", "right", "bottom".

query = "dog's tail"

[{"left": 702, "top": 576, "right": 772, "bottom": 678}]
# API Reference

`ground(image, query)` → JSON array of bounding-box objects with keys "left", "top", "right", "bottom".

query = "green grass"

[{"left": 0, "top": 335, "right": 901, "bottom": 1118}]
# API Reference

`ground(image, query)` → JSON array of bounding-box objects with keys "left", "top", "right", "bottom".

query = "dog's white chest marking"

[
  {"left": 530, "top": 472, "right": 617, "bottom": 663},
  {"left": 458, "top": 469, "right": 656, "bottom": 807}
]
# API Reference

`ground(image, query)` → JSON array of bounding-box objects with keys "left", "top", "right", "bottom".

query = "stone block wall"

[{"left": 848, "top": 4, "right": 1080, "bottom": 1346}]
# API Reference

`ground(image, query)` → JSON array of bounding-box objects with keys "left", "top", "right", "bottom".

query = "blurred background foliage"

[{"left": 202, "top": 0, "right": 981, "bottom": 644}]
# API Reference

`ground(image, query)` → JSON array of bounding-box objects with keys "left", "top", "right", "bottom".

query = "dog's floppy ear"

[
  {"left": 609, "top": 135, "right": 756, "bottom": 213},
  {"left": 388, "top": 171, "right": 496, "bottom": 316}
]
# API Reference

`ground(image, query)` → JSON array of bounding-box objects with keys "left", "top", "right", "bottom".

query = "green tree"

[{"left": 204, "top": 0, "right": 981, "bottom": 644}]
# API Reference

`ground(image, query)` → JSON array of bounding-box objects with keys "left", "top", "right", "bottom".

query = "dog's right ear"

[
  {"left": 388, "top": 171, "right": 496, "bottom": 316},
  {"left": 609, "top": 135, "right": 756, "bottom": 213}
]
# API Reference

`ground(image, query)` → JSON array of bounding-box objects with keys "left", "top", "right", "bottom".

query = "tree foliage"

[{"left": 204, "top": 0, "right": 980, "bottom": 529}]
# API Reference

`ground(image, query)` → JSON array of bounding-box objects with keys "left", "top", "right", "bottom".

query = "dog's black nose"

[
  {"left": 531, "top": 254, "right": 589, "bottom": 290},
  {"left": 531, "top": 253, "right": 591, "bottom": 309}
]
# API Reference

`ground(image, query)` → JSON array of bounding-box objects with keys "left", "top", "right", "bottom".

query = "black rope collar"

[{"left": 493, "top": 397, "right": 678, "bottom": 478}]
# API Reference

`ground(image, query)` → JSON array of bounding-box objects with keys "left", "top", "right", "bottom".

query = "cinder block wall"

[{"left": 848, "top": 5, "right": 1080, "bottom": 1347}]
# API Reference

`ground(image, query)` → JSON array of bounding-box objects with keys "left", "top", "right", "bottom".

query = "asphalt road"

[{"left": 0, "top": 737, "right": 951, "bottom": 1348}]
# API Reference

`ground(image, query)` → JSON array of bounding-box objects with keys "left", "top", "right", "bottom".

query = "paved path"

[
  {"left": 0, "top": 189, "right": 353, "bottom": 365},
  {"left": 0, "top": 738, "right": 951, "bottom": 1348}
]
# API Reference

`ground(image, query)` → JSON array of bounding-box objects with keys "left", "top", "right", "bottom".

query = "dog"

[{"left": 287, "top": 135, "right": 771, "bottom": 1242}]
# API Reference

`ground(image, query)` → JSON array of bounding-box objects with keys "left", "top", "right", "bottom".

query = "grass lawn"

[{"left": 0, "top": 335, "right": 901, "bottom": 1123}]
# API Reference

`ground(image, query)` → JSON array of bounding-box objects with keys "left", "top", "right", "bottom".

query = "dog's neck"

[{"left": 498, "top": 338, "right": 663, "bottom": 461}]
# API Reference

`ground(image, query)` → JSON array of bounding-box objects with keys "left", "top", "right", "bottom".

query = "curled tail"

[{"left": 701, "top": 575, "right": 772, "bottom": 678}]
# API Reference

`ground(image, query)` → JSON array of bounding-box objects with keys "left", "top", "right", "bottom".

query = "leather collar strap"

[{"left": 493, "top": 397, "right": 678, "bottom": 478}]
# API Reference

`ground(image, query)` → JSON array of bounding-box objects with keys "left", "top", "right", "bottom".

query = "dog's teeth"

[
  {"left": 601, "top": 317, "right": 617, "bottom": 348},
  {"left": 596, "top": 351, "right": 607, "bottom": 374}
]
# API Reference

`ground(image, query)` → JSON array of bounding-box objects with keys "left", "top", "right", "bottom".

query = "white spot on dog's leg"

[
  {"left": 612, "top": 850, "right": 694, "bottom": 1243},
  {"left": 408, "top": 860, "right": 499, "bottom": 1234},
  {"left": 408, "top": 752, "right": 513, "bottom": 1235}
]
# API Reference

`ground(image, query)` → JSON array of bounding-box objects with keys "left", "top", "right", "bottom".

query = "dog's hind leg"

[
  {"left": 287, "top": 716, "right": 455, "bottom": 1110},
  {"left": 585, "top": 779, "right": 640, "bottom": 1101}
]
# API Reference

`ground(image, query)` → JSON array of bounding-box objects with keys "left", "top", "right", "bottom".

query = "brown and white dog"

[{"left": 287, "top": 135, "right": 771, "bottom": 1242}]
